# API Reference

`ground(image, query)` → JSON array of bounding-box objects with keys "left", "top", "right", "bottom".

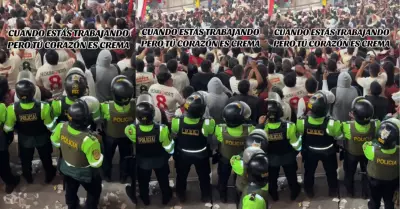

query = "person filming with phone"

[{"left": 355, "top": 60, "right": 388, "bottom": 96}]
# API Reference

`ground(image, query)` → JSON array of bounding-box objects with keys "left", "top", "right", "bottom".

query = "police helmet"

[
  {"left": 68, "top": 100, "right": 91, "bottom": 130},
  {"left": 111, "top": 75, "right": 134, "bottom": 106},
  {"left": 308, "top": 91, "right": 328, "bottom": 118},
  {"left": 184, "top": 92, "right": 206, "bottom": 118},
  {"left": 223, "top": 101, "right": 251, "bottom": 127},
  {"left": 245, "top": 129, "right": 268, "bottom": 151},
  {"left": 242, "top": 193, "right": 267, "bottom": 209},
  {"left": 351, "top": 97, "right": 374, "bottom": 125},
  {"left": 266, "top": 99, "right": 283, "bottom": 122},
  {"left": 65, "top": 73, "right": 87, "bottom": 100},
  {"left": 376, "top": 118, "right": 400, "bottom": 149},
  {"left": 15, "top": 79, "right": 36, "bottom": 103},
  {"left": 247, "top": 153, "right": 269, "bottom": 185},
  {"left": 136, "top": 102, "right": 155, "bottom": 125},
  {"left": 243, "top": 147, "right": 265, "bottom": 164}
]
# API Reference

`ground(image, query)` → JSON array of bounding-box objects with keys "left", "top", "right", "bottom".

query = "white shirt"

[
  {"left": 171, "top": 71, "right": 190, "bottom": 93},
  {"left": 148, "top": 83, "right": 185, "bottom": 121},
  {"left": 136, "top": 72, "right": 155, "bottom": 97},
  {"left": 117, "top": 59, "right": 131, "bottom": 72},
  {"left": 356, "top": 73, "right": 387, "bottom": 96},
  {"left": 35, "top": 58, "right": 75, "bottom": 98},
  {"left": 229, "top": 77, "right": 258, "bottom": 95},
  {"left": 296, "top": 76, "right": 307, "bottom": 88},
  {"left": 282, "top": 86, "right": 308, "bottom": 104},
  {"left": 0, "top": 55, "right": 22, "bottom": 90},
  {"left": 12, "top": 48, "right": 42, "bottom": 76},
  {"left": 268, "top": 73, "right": 285, "bottom": 89}
]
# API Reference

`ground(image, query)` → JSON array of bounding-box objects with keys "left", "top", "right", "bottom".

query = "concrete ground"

[{"left": 1, "top": 148, "right": 375, "bottom": 209}]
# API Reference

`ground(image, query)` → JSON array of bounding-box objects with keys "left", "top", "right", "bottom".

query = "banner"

[
  {"left": 196, "top": 0, "right": 200, "bottom": 8},
  {"left": 268, "top": 0, "right": 274, "bottom": 16},
  {"left": 127, "top": 0, "right": 134, "bottom": 21},
  {"left": 136, "top": 0, "right": 148, "bottom": 21},
  {"left": 322, "top": 0, "right": 326, "bottom": 6}
]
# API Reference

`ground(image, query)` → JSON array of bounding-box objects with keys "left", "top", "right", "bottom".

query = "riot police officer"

[
  {"left": 296, "top": 91, "right": 342, "bottom": 198},
  {"left": 0, "top": 76, "right": 20, "bottom": 193},
  {"left": 244, "top": 129, "right": 268, "bottom": 152},
  {"left": 101, "top": 75, "right": 135, "bottom": 182},
  {"left": 215, "top": 101, "right": 254, "bottom": 202},
  {"left": 52, "top": 68, "right": 88, "bottom": 122},
  {"left": 363, "top": 118, "right": 399, "bottom": 209},
  {"left": 172, "top": 92, "right": 216, "bottom": 203},
  {"left": 231, "top": 146, "right": 266, "bottom": 199},
  {"left": 4, "top": 79, "right": 56, "bottom": 184},
  {"left": 50, "top": 96, "right": 103, "bottom": 209},
  {"left": 125, "top": 99, "right": 174, "bottom": 205},
  {"left": 258, "top": 93, "right": 301, "bottom": 201},
  {"left": 239, "top": 152, "right": 269, "bottom": 209},
  {"left": 342, "top": 97, "right": 379, "bottom": 198}
]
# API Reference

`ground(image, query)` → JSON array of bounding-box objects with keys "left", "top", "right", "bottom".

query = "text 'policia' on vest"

[
  {"left": 50, "top": 96, "right": 103, "bottom": 209},
  {"left": 124, "top": 93, "right": 174, "bottom": 205}
]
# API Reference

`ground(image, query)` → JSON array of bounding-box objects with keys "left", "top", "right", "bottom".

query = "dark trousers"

[
  {"left": 64, "top": 174, "right": 102, "bottom": 209},
  {"left": 303, "top": 151, "right": 338, "bottom": 191},
  {"left": 269, "top": 162, "right": 300, "bottom": 196},
  {"left": 217, "top": 160, "right": 232, "bottom": 193},
  {"left": 176, "top": 156, "right": 211, "bottom": 196},
  {"left": 18, "top": 142, "right": 56, "bottom": 179},
  {"left": 344, "top": 152, "right": 368, "bottom": 196},
  {"left": 102, "top": 136, "right": 133, "bottom": 179},
  {"left": 0, "top": 150, "right": 18, "bottom": 185},
  {"left": 137, "top": 163, "right": 172, "bottom": 198},
  {"left": 368, "top": 177, "right": 398, "bottom": 209}
]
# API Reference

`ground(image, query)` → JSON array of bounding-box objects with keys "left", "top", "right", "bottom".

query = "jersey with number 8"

[{"left": 148, "top": 83, "right": 185, "bottom": 113}]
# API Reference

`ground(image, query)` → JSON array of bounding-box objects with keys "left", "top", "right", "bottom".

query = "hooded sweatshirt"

[
  {"left": 207, "top": 77, "right": 231, "bottom": 124},
  {"left": 95, "top": 50, "right": 119, "bottom": 102},
  {"left": 330, "top": 72, "right": 360, "bottom": 121}
]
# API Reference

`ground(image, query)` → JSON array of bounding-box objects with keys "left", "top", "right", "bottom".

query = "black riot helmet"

[
  {"left": 111, "top": 75, "right": 134, "bottom": 106},
  {"left": 351, "top": 97, "right": 374, "bottom": 125},
  {"left": 308, "top": 91, "right": 328, "bottom": 118},
  {"left": 184, "top": 92, "right": 206, "bottom": 118},
  {"left": 266, "top": 99, "right": 283, "bottom": 123},
  {"left": 247, "top": 153, "right": 269, "bottom": 186},
  {"left": 376, "top": 119, "right": 400, "bottom": 149},
  {"left": 223, "top": 101, "right": 251, "bottom": 127},
  {"left": 15, "top": 79, "right": 36, "bottom": 103},
  {"left": 136, "top": 102, "right": 155, "bottom": 125},
  {"left": 245, "top": 129, "right": 268, "bottom": 152},
  {"left": 65, "top": 73, "right": 87, "bottom": 100},
  {"left": 67, "top": 100, "right": 91, "bottom": 131}
]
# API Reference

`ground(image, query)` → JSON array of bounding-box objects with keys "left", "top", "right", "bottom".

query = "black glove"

[{"left": 212, "top": 152, "right": 221, "bottom": 164}]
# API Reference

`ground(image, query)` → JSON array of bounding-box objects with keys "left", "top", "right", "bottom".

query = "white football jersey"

[
  {"left": 136, "top": 72, "right": 155, "bottom": 97},
  {"left": 148, "top": 83, "right": 185, "bottom": 121}
]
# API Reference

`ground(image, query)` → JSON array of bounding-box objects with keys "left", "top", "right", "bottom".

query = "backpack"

[
  {"left": 90, "top": 64, "right": 121, "bottom": 82},
  {"left": 289, "top": 96, "right": 300, "bottom": 112}
]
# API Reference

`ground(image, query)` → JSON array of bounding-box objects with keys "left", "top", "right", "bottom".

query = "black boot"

[
  {"left": 219, "top": 190, "right": 227, "bottom": 203},
  {"left": 269, "top": 191, "right": 279, "bottom": 201},
  {"left": 290, "top": 187, "right": 301, "bottom": 201},
  {"left": 45, "top": 170, "right": 56, "bottom": 184},
  {"left": 329, "top": 188, "right": 338, "bottom": 197},
  {"left": 304, "top": 188, "right": 314, "bottom": 198},
  {"left": 139, "top": 195, "right": 150, "bottom": 206},
  {"left": 125, "top": 185, "right": 137, "bottom": 204},
  {"left": 23, "top": 173, "right": 33, "bottom": 184},
  {"left": 162, "top": 191, "right": 173, "bottom": 205},
  {"left": 177, "top": 192, "right": 186, "bottom": 203}
]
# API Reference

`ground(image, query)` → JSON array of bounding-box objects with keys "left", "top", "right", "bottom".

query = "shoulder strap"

[{"left": 113, "top": 64, "right": 121, "bottom": 75}]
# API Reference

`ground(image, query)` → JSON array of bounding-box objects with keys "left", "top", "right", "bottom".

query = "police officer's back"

[
  {"left": 125, "top": 100, "right": 174, "bottom": 205},
  {"left": 215, "top": 101, "right": 254, "bottom": 202},
  {"left": 4, "top": 79, "right": 56, "bottom": 184},
  {"left": 296, "top": 91, "right": 342, "bottom": 198},
  {"left": 172, "top": 92, "right": 216, "bottom": 203},
  {"left": 50, "top": 96, "right": 103, "bottom": 209},
  {"left": 342, "top": 97, "right": 380, "bottom": 197},
  {"left": 363, "top": 118, "right": 399, "bottom": 209}
]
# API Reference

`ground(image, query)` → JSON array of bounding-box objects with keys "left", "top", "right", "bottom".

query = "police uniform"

[
  {"left": 50, "top": 97, "right": 103, "bottom": 209},
  {"left": 4, "top": 80, "right": 56, "bottom": 184},
  {"left": 363, "top": 118, "right": 400, "bottom": 209},
  {"left": 261, "top": 96, "right": 301, "bottom": 201},
  {"left": 296, "top": 91, "right": 342, "bottom": 197},
  {"left": 101, "top": 76, "right": 135, "bottom": 182},
  {"left": 125, "top": 101, "right": 174, "bottom": 205},
  {"left": 241, "top": 193, "right": 267, "bottom": 209},
  {"left": 215, "top": 101, "right": 253, "bottom": 202},
  {"left": 342, "top": 97, "right": 380, "bottom": 197},
  {"left": 172, "top": 92, "right": 216, "bottom": 202},
  {"left": 239, "top": 153, "right": 269, "bottom": 209},
  {"left": 0, "top": 103, "right": 20, "bottom": 194}
]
